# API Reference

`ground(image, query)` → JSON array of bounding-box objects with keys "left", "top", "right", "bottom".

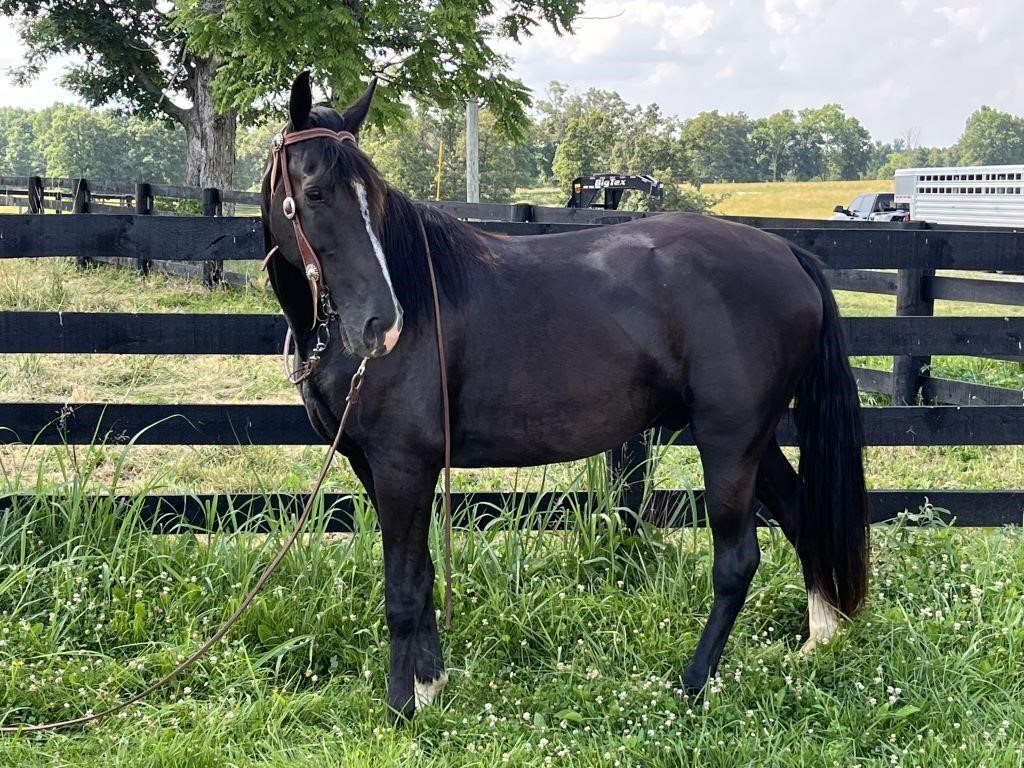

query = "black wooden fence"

[{"left": 2, "top": 194, "right": 1024, "bottom": 529}]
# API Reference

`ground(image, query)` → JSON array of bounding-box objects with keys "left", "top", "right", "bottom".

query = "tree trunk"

[{"left": 184, "top": 57, "right": 236, "bottom": 189}]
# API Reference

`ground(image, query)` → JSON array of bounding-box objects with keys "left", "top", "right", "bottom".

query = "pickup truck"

[{"left": 830, "top": 192, "right": 909, "bottom": 222}]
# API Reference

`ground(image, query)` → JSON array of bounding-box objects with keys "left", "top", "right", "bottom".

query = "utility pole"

[{"left": 466, "top": 99, "right": 480, "bottom": 203}]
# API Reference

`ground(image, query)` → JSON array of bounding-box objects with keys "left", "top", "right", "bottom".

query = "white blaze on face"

[
  {"left": 800, "top": 589, "right": 841, "bottom": 654},
  {"left": 414, "top": 671, "right": 448, "bottom": 709},
  {"left": 352, "top": 180, "right": 402, "bottom": 351}
]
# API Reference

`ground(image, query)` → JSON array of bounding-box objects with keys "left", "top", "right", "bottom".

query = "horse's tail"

[{"left": 790, "top": 244, "right": 870, "bottom": 617}]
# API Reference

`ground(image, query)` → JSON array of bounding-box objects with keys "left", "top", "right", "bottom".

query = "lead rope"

[
  {"left": 0, "top": 360, "right": 368, "bottom": 734},
  {"left": 415, "top": 212, "right": 454, "bottom": 630}
]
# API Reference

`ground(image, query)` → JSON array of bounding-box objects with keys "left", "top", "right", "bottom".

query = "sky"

[{"left": 1, "top": 1, "right": 1022, "bottom": 147}]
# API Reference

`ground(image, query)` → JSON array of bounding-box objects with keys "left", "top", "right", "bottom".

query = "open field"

[
  {"left": 2, "top": 251, "right": 1024, "bottom": 765},
  {"left": 517, "top": 180, "right": 896, "bottom": 220},
  {"left": 702, "top": 180, "right": 896, "bottom": 219}
]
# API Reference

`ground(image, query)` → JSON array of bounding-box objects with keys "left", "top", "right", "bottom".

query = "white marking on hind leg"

[
  {"left": 414, "top": 671, "right": 449, "bottom": 709},
  {"left": 800, "top": 589, "right": 840, "bottom": 654}
]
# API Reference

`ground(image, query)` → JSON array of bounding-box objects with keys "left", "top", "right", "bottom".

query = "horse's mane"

[
  {"left": 380, "top": 191, "right": 497, "bottom": 322},
  {"left": 291, "top": 105, "right": 496, "bottom": 325}
]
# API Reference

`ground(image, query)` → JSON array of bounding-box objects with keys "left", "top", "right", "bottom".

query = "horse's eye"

[{"left": 305, "top": 187, "right": 323, "bottom": 203}]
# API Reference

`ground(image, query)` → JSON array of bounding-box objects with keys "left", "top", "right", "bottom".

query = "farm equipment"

[
  {"left": 567, "top": 173, "right": 664, "bottom": 210},
  {"left": 895, "top": 164, "right": 1024, "bottom": 227}
]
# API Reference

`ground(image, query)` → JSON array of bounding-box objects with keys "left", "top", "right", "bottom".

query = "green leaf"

[
  {"left": 554, "top": 708, "right": 583, "bottom": 724},
  {"left": 891, "top": 705, "right": 921, "bottom": 719}
]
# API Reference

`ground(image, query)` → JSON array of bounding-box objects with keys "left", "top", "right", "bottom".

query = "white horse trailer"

[{"left": 895, "top": 165, "right": 1024, "bottom": 227}]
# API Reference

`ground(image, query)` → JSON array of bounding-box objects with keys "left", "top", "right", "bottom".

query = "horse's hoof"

[
  {"left": 797, "top": 590, "right": 843, "bottom": 655},
  {"left": 680, "top": 666, "right": 708, "bottom": 696},
  {"left": 386, "top": 697, "right": 417, "bottom": 725},
  {"left": 414, "top": 671, "right": 449, "bottom": 709}
]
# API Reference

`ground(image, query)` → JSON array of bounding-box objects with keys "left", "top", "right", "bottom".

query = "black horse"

[{"left": 261, "top": 73, "right": 869, "bottom": 721}]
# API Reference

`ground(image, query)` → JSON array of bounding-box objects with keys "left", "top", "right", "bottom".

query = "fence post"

[
  {"left": 202, "top": 187, "right": 223, "bottom": 288},
  {"left": 27, "top": 176, "right": 43, "bottom": 214},
  {"left": 892, "top": 222, "right": 935, "bottom": 405},
  {"left": 72, "top": 178, "right": 92, "bottom": 268},
  {"left": 134, "top": 182, "right": 153, "bottom": 276}
]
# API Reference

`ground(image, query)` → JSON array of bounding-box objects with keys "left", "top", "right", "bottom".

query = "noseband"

[{"left": 266, "top": 127, "right": 357, "bottom": 383}]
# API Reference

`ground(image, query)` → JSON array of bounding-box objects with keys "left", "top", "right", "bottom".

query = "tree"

[
  {"left": 361, "top": 105, "right": 520, "bottom": 203},
  {"left": 798, "top": 104, "right": 871, "bottom": 180},
  {"left": 1, "top": 1, "right": 234, "bottom": 187},
  {"left": 682, "top": 111, "right": 757, "bottom": 184},
  {"left": 235, "top": 124, "right": 279, "bottom": 192},
  {"left": 176, "top": 0, "right": 582, "bottom": 141},
  {"left": 864, "top": 139, "right": 897, "bottom": 180},
  {"left": 551, "top": 111, "right": 614, "bottom": 188},
  {"left": 0, "top": 107, "right": 44, "bottom": 175},
  {"left": 789, "top": 121, "right": 825, "bottom": 181},
  {"left": 536, "top": 83, "right": 630, "bottom": 185},
  {"left": 3, "top": 0, "right": 584, "bottom": 189},
  {"left": 751, "top": 110, "right": 797, "bottom": 182},
  {"left": 955, "top": 106, "right": 1024, "bottom": 165}
]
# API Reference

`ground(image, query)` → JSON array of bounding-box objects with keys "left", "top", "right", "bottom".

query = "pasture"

[
  {"left": 2, "top": 478, "right": 1023, "bottom": 767},
  {"left": 702, "top": 180, "right": 897, "bottom": 219},
  {"left": 1, "top": 245, "right": 1024, "bottom": 765},
  {"left": 519, "top": 180, "right": 898, "bottom": 220}
]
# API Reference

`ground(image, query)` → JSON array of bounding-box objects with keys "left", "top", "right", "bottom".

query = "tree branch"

[{"left": 126, "top": 58, "right": 191, "bottom": 125}]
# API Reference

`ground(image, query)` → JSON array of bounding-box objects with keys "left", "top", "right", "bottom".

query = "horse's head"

[{"left": 262, "top": 71, "right": 402, "bottom": 359}]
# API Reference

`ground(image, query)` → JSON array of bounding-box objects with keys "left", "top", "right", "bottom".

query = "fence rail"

[
  {"left": 4, "top": 191, "right": 1024, "bottom": 528},
  {"left": 2, "top": 490, "right": 1021, "bottom": 532},
  {"left": 3, "top": 311, "right": 1024, "bottom": 358},
  {"left": 2, "top": 403, "right": 1024, "bottom": 447}
]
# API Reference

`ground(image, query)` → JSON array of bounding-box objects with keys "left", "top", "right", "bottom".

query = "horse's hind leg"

[
  {"left": 682, "top": 420, "right": 765, "bottom": 693},
  {"left": 755, "top": 439, "right": 839, "bottom": 652}
]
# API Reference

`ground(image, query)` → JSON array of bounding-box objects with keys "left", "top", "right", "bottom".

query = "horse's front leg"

[{"left": 373, "top": 458, "right": 443, "bottom": 722}]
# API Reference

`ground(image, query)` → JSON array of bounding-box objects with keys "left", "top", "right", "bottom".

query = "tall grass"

[{"left": 2, "top": 438, "right": 1023, "bottom": 766}]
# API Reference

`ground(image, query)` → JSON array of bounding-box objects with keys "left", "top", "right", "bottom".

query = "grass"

[
  {"left": 702, "top": 180, "right": 896, "bottom": 220},
  {"left": 1, "top": 472, "right": 1023, "bottom": 766}
]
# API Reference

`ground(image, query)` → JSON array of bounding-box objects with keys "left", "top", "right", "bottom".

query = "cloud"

[
  {"left": 763, "top": 0, "right": 825, "bottom": 35},
  {"left": 1, "top": 3, "right": 1023, "bottom": 149},
  {"left": 560, "top": 0, "right": 715, "bottom": 59},
  {"left": 496, "top": 0, "right": 714, "bottom": 76},
  {"left": 503, "top": 0, "right": 1024, "bottom": 146}
]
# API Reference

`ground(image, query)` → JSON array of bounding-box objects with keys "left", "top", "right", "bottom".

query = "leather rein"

[{"left": 1, "top": 126, "right": 454, "bottom": 734}]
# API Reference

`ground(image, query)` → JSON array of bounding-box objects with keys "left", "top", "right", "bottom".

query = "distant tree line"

[
  {"left": 5, "top": 91, "right": 1024, "bottom": 211},
  {"left": 0, "top": 105, "right": 184, "bottom": 184}
]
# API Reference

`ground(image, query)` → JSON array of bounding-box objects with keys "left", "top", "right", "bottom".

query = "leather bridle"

[
  {"left": 270, "top": 127, "right": 357, "bottom": 316},
  {"left": 266, "top": 127, "right": 357, "bottom": 383}
]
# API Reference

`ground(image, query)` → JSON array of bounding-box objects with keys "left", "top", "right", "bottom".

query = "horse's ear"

[
  {"left": 340, "top": 78, "right": 377, "bottom": 136},
  {"left": 289, "top": 70, "right": 313, "bottom": 130}
]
